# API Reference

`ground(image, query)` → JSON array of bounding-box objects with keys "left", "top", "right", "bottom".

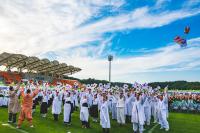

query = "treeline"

[
  {"left": 64, "top": 76, "right": 200, "bottom": 90},
  {"left": 149, "top": 81, "right": 200, "bottom": 90},
  {"left": 64, "top": 76, "right": 132, "bottom": 87}
]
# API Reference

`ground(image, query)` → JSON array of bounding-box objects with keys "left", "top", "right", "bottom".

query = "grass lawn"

[{"left": 0, "top": 107, "right": 200, "bottom": 133}]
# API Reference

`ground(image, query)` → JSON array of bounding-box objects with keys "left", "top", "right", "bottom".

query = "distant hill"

[
  {"left": 64, "top": 76, "right": 132, "bottom": 87},
  {"left": 64, "top": 76, "right": 200, "bottom": 90},
  {"left": 149, "top": 81, "right": 200, "bottom": 90}
]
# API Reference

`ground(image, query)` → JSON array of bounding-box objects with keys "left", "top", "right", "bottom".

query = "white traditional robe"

[
  {"left": 80, "top": 99, "right": 89, "bottom": 122},
  {"left": 125, "top": 96, "right": 133, "bottom": 116},
  {"left": 157, "top": 95, "right": 169, "bottom": 129},
  {"left": 100, "top": 101, "right": 110, "bottom": 128},
  {"left": 64, "top": 97, "right": 71, "bottom": 122},
  {"left": 144, "top": 96, "right": 151, "bottom": 125},
  {"left": 116, "top": 97, "right": 125, "bottom": 124},
  {"left": 52, "top": 96, "right": 61, "bottom": 114},
  {"left": 111, "top": 95, "right": 117, "bottom": 119},
  {"left": 131, "top": 100, "right": 145, "bottom": 125},
  {"left": 151, "top": 96, "right": 159, "bottom": 122}
]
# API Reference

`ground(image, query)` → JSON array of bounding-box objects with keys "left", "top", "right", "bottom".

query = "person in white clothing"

[
  {"left": 100, "top": 95, "right": 110, "bottom": 133},
  {"left": 157, "top": 94, "right": 169, "bottom": 131},
  {"left": 90, "top": 94, "right": 99, "bottom": 122},
  {"left": 40, "top": 92, "right": 48, "bottom": 118},
  {"left": 80, "top": 96, "right": 90, "bottom": 128},
  {"left": 111, "top": 93, "right": 117, "bottom": 120},
  {"left": 125, "top": 92, "right": 133, "bottom": 123},
  {"left": 131, "top": 93, "right": 145, "bottom": 133},
  {"left": 52, "top": 92, "right": 62, "bottom": 121},
  {"left": 151, "top": 95, "right": 159, "bottom": 123},
  {"left": 116, "top": 92, "right": 125, "bottom": 125},
  {"left": 64, "top": 92, "right": 72, "bottom": 125},
  {"left": 143, "top": 94, "right": 151, "bottom": 125}
]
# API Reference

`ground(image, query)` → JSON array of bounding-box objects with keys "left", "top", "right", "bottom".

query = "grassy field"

[{"left": 0, "top": 107, "right": 200, "bottom": 133}]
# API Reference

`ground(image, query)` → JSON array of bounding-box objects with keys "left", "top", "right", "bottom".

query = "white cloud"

[
  {"left": 0, "top": 0, "right": 200, "bottom": 82},
  {"left": 80, "top": 7, "right": 200, "bottom": 34},
  {"left": 52, "top": 37, "right": 200, "bottom": 83},
  {"left": 182, "top": 0, "right": 200, "bottom": 8},
  {"left": 0, "top": 0, "right": 124, "bottom": 55},
  {"left": 154, "top": 0, "right": 171, "bottom": 10},
  {"left": 1, "top": 0, "right": 200, "bottom": 56}
]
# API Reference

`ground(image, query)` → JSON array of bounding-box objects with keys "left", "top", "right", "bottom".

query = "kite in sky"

[{"left": 174, "top": 26, "right": 190, "bottom": 47}]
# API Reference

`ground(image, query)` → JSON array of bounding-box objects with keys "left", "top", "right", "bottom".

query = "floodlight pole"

[{"left": 108, "top": 55, "right": 113, "bottom": 82}]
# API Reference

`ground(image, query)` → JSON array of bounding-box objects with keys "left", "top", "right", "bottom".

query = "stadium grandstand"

[{"left": 0, "top": 52, "right": 81, "bottom": 87}]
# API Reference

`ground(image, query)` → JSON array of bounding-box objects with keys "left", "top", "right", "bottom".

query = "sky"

[{"left": 0, "top": 0, "right": 200, "bottom": 83}]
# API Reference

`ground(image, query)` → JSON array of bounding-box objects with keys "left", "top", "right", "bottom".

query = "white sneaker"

[
  {"left": 16, "top": 126, "right": 20, "bottom": 129},
  {"left": 30, "top": 125, "right": 34, "bottom": 128},
  {"left": 160, "top": 127, "right": 163, "bottom": 129},
  {"left": 165, "top": 128, "right": 169, "bottom": 131}
]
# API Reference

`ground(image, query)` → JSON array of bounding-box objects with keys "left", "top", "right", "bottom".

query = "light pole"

[{"left": 108, "top": 55, "right": 113, "bottom": 82}]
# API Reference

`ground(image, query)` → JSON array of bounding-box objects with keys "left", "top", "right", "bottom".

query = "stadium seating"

[
  {"left": 0, "top": 71, "right": 22, "bottom": 84},
  {"left": 0, "top": 71, "right": 80, "bottom": 88},
  {"left": 51, "top": 79, "right": 80, "bottom": 87},
  {"left": 14, "top": 73, "right": 22, "bottom": 82}
]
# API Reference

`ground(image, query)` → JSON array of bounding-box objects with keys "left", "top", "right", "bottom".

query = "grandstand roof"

[{"left": 0, "top": 52, "right": 81, "bottom": 75}]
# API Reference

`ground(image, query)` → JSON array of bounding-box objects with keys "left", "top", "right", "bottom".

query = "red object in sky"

[
  {"left": 184, "top": 26, "right": 190, "bottom": 34},
  {"left": 174, "top": 36, "right": 183, "bottom": 44}
]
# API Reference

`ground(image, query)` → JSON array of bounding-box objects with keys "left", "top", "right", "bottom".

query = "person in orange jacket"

[{"left": 17, "top": 85, "right": 39, "bottom": 128}]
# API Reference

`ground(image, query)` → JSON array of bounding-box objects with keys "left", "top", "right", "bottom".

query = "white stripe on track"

[
  {"left": 148, "top": 124, "right": 159, "bottom": 133},
  {"left": 0, "top": 121, "right": 29, "bottom": 133}
]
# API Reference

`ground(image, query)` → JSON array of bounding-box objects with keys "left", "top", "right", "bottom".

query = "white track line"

[
  {"left": 0, "top": 121, "right": 29, "bottom": 133},
  {"left": 148, "top": 124, "right": 159, "bottom": 133}
]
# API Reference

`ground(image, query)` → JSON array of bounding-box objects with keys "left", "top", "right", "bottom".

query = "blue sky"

[{"left": 0, "top": 0, "right": 200, "bottom": 83}]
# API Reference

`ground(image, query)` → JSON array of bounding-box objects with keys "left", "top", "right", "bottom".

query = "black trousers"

[
  {"left": 81, "top": 121, "right": 90, "bottom": 128},
  {"left": 53, "top": 114, "right": 59, "bottom": 121},
  {"left": 74, "top": 106, "right": 78, "bottom": 111},
  {"left": 102, "top": 128, "right": 109, "bottom": 133},
  {"left": 69, "top": 112, "right": 71, "bottom": 123},
  {"left": 126, "top": 115, "right": 131, "bottom": 123},
  {"left": 8, "top": 113, "right": 17, "bottom": 123}
]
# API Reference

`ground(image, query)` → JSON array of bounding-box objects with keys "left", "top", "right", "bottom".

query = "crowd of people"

[
  {"left": 1, "top": 81, "right": 171, "bottom": 133},
  {"left": 0, "top": 88, "right": 9, "bottom": 107},
  {"left": 169, "top": 92, "right": 200, "bottom": 112}
]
